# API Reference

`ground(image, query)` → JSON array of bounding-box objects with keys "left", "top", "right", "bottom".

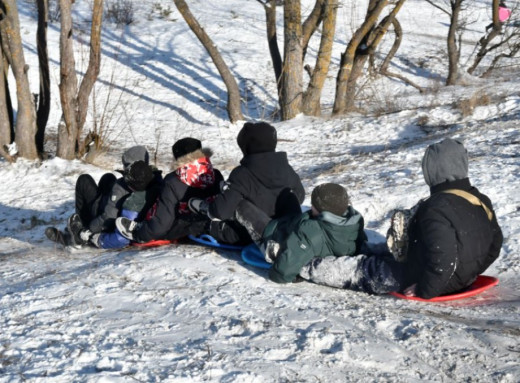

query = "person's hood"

[
  {"left": 421, "top": 138, "right": 468, "bottom": 187},
  {"left": 122, "top": 145, "right": 149, "bottom": 170},
  {"left": 318, "top": 206, "right": 362, "bottom": 226},
  {"left": 237, "top": 122, "right": 277, "bottom": 155}
]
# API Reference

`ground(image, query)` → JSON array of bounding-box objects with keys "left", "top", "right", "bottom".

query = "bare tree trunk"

[
  {"left": 281, "top": 0, "right": 303, "bottom": 120},
  {"left": 173, "top": 0, "right": 243, "bottom": 123},
  {"left": 57, "top": 0, "right": 104, "bottom": 159},
  {"left": 0, "top": 0, "right": 38, "bottom": 160},
  {"left": 446, "top": 0, "right": 463, "bottom": 85},
  {"left": 36, "top": 0, "right": 50, "bottom": 156},
  {"left": 0, "top": 25, "right": 13, "bottom": 138},
  {"left": 259, "top": 0, "right": 326, "bottom": 116},
  {"left": 378, "top": 17, "right": 401, "bottom": 72},
  {"left": 302, "top": 0, "right": 337, "bottom": 116},
  {"left": 367, "top": 0, "right": 406, "bottom": 55},
  {"left": 333, "top": 0, "right": 388, "bottom": 115},
  {"left": 57, "top": 0, "right": 79, "bottom": 159},
  {"left": 302, "top": 0, "right": 324, "bottom": 59},
  {"left": 258, "top": 0, "right": 283, "bottom": 97},
  {"left": 0, "top": 38, "right": 13, "bottom": 162},
  {"left": 467, "top": 0, "right": 501, "bottom": 75},
  {"left": 76, "top": 0, "right": 103, "bottom": 157},
  {"left": 491, "top": 0, "right": 500, "bottom": 28}
]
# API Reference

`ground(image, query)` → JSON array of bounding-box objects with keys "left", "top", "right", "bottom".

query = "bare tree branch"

[
  {"left": 302, "top": 0, "right": 325, "bottom": 59},
  {"left": 424, "top": 0, "right": 450, "bottom": 16},
  {"left": 174, "top": 0, "right": 244, "bottom": 122}
]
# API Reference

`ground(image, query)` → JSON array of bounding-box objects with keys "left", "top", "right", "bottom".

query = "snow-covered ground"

[{"left": 1, "top": 1, "right": 519, "bottom": 382}]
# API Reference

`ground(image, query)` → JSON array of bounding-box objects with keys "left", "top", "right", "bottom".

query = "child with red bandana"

[{"left": 116, "top": 137, "right": 224, "bottom": 243}]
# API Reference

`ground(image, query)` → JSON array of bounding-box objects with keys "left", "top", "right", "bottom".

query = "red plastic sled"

[
  {"left": 132, "top": 239, "right": 176, "bottom": 247},
  {"left": 389, "top": 275, "right": 499, "bottom": 302}
]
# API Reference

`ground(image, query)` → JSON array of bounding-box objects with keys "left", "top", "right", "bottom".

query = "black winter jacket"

[
  {"left": 405, "top": 178, "right": 503, "bottom": 299},
  {"left": 133, "top": 169, "right": 224, "bottom": 242},
  {"left": 208, "top": 152, "right": 305, "bottom": 221}
]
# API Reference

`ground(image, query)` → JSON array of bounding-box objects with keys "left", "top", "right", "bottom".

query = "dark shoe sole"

[
  {"left": 67, "top": 214, "right": 85, "bottom": 246},
  {"left": 45, "top": 227, "right": 71, "bottom": 246}
]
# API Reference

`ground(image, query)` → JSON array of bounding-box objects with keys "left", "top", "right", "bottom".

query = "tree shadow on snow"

[
  {"left": 18, "top": 5, "right": 277, "bottom": 124},
  {"left": 0, "top": 201, "right": 71, "bottom": 242}
]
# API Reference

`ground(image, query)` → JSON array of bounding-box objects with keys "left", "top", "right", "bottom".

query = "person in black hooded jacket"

[
  {"left": 189, "top": 121, "right": 305, "bottom": 245},
  {"left": 400, "top": 138, "right": 503, "bottom": 298},
  {"left": 299, "top": 138, "right": 503, "bottom": 300}
]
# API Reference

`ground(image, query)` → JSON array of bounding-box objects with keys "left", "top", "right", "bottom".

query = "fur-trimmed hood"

[{"left": 171, "top": 148, "right": 213, "bottom": 170}]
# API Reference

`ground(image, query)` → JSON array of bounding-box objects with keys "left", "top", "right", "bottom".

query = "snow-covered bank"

[{"left": 1, "top": 0, "right": 520, "bottom": 381}]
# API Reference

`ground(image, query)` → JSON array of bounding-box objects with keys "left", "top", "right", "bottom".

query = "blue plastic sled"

[
  {"left": 241, "top": 244, "right": 272, "bottom": 269},
  {"left": 188, "top": 234, "right": 244, "bottom": 251}
]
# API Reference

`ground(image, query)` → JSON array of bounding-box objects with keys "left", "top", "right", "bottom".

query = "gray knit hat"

[
  {"left": 421, "top": 138, "right": 469, "bottom": 187},
  {"left": 311, "top": 183, "right": 350, "bottom": 216},
  {"left": 122, "top": 146, "right": 149, "bottom": 170}
]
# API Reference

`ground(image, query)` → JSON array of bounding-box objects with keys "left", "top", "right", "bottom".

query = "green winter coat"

[{"left": 265, "top": 207, "right": 367, "bottom": 283}]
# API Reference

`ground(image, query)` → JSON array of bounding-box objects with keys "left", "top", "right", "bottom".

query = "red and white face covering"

[
  {"left": 145, "top": 157, "right": 217, "bottom": 219},
  {"left": 175, "top": 157, "right": 217, "bottom": 215},
  {"left": 175, "top": 157, "right": 216, "bottom": 188}
]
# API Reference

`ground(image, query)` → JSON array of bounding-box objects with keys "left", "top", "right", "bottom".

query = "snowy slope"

[{"left": 1, "top": 1, "right": 519, "bottom": 382}]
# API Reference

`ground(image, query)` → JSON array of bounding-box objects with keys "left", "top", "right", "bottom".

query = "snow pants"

[
  {"left": 207, "top": 219, "right": 252, "bottom": 246},
  {"left": 299, "top": 254, "right": 408, "bottom": 295},
  {"left": 234, "top": 199, "right": 271, "bottom": 242},
  {"left": 75, "top": 173, "right": 116, "bottom": 227}
]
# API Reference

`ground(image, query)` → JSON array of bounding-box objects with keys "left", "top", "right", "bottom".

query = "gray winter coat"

[{"left": 88, "top": 179, "right": 131, "bottom": 233}]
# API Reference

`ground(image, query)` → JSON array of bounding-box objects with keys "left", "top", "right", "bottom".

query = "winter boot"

[
  {"left": 67, "top": 213, "right": 86, "bottom": 246},
  {"left": 115, "top": 217, "right": 138, "bottom": 240},
  {"left": 89, "top": 233, "right": 102, "bottom": 248},
  {"left": 263, "top": 240, "right": 281, "bottom": 264},
  {"left": 386, "top": 209, "right": 411, "bottom": 262},
  {"left": 45, "top": 227, "right": 72, "bottom": 246},
  {"left": 188, "top": 198, "right": 209, "bottom": 216}
]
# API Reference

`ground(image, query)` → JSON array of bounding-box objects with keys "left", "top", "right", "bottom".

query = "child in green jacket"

[{"left": 236, "top": 183, "right": 367, "bottom": 283}]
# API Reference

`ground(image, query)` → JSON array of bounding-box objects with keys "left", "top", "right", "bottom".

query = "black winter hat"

[
  {"left": 237, "top": 122, "right": 277, "bottom": 155},
  {"left": 124, "top": 160, "right": 154, "bottom": 192},
  {"left": 311, "top": 183, "right": 350, "bottom": 216},
  {"left": 172, "top": 137, "right": 202, "bottom": 160}
]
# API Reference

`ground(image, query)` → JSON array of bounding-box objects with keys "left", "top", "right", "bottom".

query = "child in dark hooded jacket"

[
  {"left": 189, "top": 121, "right": 305, "bottom": 245},
  {"left": 299, "top": 139, "right": 503, "bottom": 299}
]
